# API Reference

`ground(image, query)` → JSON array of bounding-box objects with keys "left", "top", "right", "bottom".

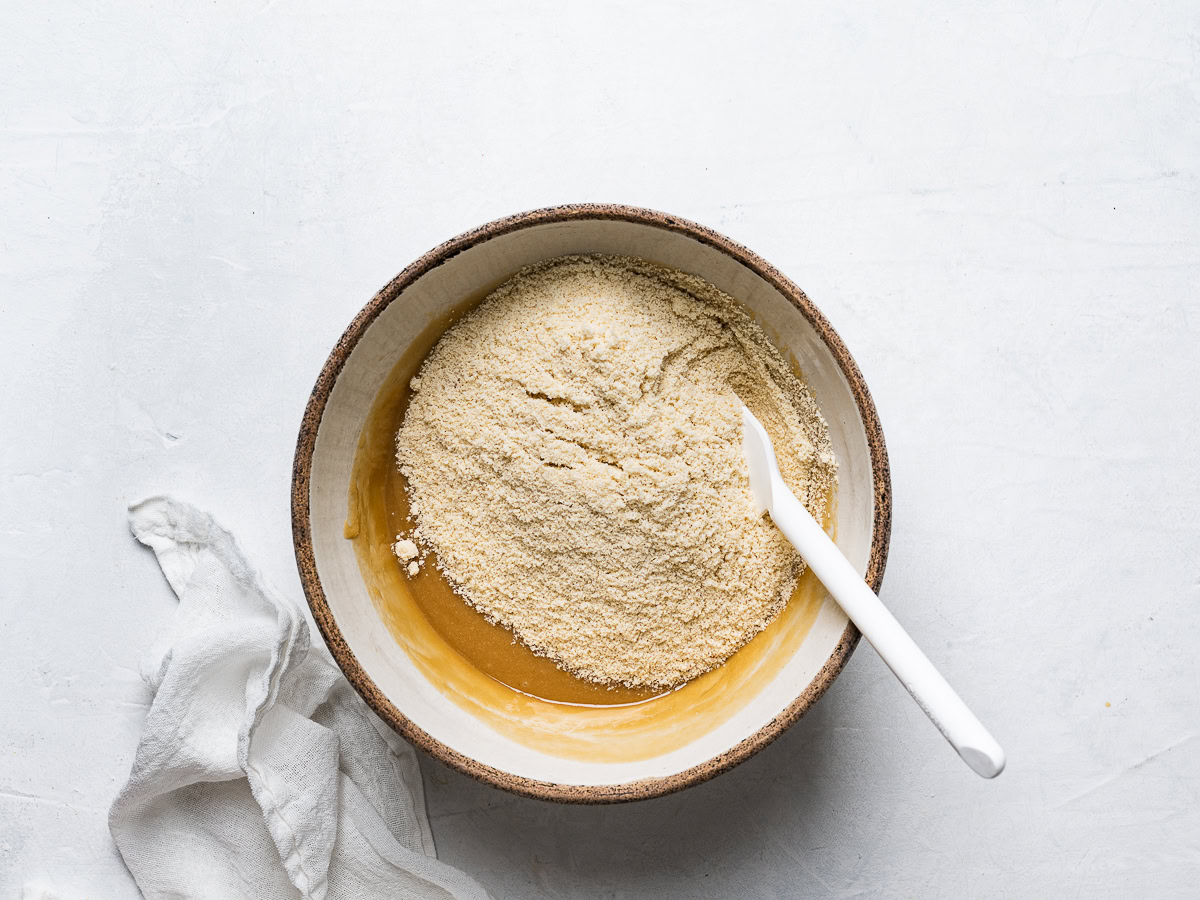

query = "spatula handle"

[{"left": 770, "top": 486, "right": 1006, "bottom": 778}]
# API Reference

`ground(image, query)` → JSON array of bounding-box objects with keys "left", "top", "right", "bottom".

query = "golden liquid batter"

[{"left": 347, "top": 286, "right": 837, "bottom": 761}]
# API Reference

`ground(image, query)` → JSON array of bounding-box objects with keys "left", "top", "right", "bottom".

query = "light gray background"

[{"left": 3, "top": 1, "right": 1198, "bottom": 897}]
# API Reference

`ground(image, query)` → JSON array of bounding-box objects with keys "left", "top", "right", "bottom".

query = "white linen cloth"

[{"left": 109, "top": 496, "right": 490, "bottom": 900}]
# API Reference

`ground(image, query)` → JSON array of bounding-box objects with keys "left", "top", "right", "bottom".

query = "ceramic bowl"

[{"left": 292, "top": 204, "right": 891, "bottom": 802}]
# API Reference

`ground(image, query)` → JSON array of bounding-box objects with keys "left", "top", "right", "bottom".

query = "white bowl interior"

[{"left": 309, "top": 219, "right": 876, "bottom": 786}]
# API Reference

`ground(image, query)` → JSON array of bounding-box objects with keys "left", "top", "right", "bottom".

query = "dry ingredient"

[
  {"left": 393, "top": 538, "right": 419, "bottom": 561},
  {"left": 392, "top": 537, "right": 420, "bottom": 576},
  {"left": 395, "top": 255, "right": 835, "bottom": 689}
]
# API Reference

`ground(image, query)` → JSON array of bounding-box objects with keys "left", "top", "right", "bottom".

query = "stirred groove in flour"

[{"left": 394, "top": 254, "right": 836, "bottom": 690}]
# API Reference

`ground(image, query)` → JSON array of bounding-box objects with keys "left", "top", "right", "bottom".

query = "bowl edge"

[{"left": 290, "top": 202, "right": 892, "bottom": 803}]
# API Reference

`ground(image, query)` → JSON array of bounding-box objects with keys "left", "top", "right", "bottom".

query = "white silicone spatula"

[{"left": 741, "top": 405, "right": 1006, "bottom": 778}]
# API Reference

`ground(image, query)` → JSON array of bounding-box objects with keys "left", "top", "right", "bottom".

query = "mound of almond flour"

[{"left": 395, "top": 255, "right": 836, "bottom": 689}]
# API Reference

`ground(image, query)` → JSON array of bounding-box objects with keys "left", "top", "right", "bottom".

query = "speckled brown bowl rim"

[{"left": 292, "top": 203, "right": 891, "bottom": 804}]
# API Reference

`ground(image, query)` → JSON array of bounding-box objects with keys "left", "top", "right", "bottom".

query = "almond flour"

[{"left": 395, "top": 255, "right": 836, "bottom": 689}]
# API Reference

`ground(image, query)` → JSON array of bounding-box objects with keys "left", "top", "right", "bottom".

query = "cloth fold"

[{"left": 110, "top": 496, "right": 489, "bottom": 900}]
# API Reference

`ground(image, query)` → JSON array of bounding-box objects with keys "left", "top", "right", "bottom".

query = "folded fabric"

[{"left": 110, "top": 496, "right": 490, "bottom": 900}]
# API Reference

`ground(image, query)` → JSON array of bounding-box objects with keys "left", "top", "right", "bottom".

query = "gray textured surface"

[{"left": 3, "top": 1, "right": 1199, "bottom": 897}]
